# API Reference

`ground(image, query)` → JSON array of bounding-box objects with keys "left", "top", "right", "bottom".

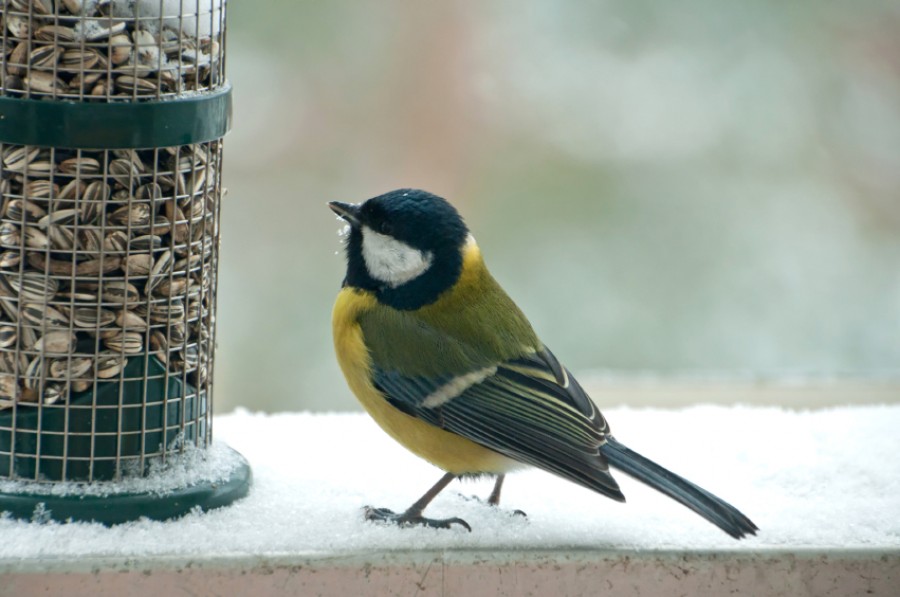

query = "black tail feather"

[{"left": 599, "top": 437, "right": 758, "bottom": 539}]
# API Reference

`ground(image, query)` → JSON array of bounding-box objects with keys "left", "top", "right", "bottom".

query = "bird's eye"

[{"left": 379, "top": 221, "right": 394, "bottom": 235}]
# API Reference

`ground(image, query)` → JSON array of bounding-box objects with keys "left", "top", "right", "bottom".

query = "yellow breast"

[{"left": 331, "top": 287, "right": 519, "bottom": 475}]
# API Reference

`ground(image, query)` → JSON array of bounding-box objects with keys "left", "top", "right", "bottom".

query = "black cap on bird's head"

[{"left": 329, "top": 189, "right": 470, "bottom": 310}]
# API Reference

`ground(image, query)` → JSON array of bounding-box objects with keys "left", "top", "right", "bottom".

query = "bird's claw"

[{"left": 363, "top": 506, "right": 472, "bottom": 532}]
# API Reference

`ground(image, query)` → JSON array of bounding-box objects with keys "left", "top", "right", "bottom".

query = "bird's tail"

[{"left": 599, "top": 436, "right": 758, "bottom": 539}]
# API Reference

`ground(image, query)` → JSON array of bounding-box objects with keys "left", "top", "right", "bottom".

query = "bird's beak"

[{"left": 328, "top": 201, "right": 362, "bottom": 228}]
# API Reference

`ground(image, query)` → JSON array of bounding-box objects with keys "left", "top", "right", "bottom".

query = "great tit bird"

[{"left": 330, "top": 189, "right": 758, "bottom": 539}]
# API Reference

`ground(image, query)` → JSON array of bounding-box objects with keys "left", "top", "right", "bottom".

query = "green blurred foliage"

[{"left": 215, "top": 1, "right": 900, "bottom": 412}]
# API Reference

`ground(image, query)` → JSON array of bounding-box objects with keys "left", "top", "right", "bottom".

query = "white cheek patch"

[{"left": 361, "top": 226, "right": 434, "bottom": 287}]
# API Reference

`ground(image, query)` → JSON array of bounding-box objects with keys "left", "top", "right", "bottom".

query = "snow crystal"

[
  {"left": 0, "top": 405, "right": 898, "bottom": 560},
  {"left": 73, "top": 1, "right": 224, "bottom": 38},
  {"left": 110, "top": 0, "right": 224, "bottom": 37}
]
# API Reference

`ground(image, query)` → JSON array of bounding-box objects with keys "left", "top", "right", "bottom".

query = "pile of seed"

[
  {"left": 1, "top": 0, "right": 224, "bottom": 100},
  {"left": 0, "top": 142, "right": 220, "bottom": 408}
]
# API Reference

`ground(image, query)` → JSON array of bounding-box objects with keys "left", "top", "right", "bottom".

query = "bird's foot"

[
  {"left": 457, "top": 493, "right": 527, "bottom": 518},
  {"left": 363, "top": 506, "right": 472, "bottom": 532}
]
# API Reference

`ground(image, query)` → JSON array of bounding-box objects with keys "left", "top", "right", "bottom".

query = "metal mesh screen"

[
  {"left": 0, "top": 0, "right": 225, "bottom": 101},
  {"left": 0, "top": 0, "right": 226, "bottom": 483}
]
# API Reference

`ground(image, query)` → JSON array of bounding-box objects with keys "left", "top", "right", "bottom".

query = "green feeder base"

[
  {"left": 0, "top": 444, "right": 251, "bottom": 524},
  {"left": 0, "top": 353, "right": 252, "bottom": 524},
  {"left": 1, "top": 356, "right": 208, "bottom": 481}
]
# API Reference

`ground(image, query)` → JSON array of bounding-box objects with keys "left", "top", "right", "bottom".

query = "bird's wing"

[{"left": 372, "top": 345, "right": 624, "bottom": 500}]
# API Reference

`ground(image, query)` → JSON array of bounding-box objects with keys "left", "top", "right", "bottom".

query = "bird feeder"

[{"left": 0, "top": 0, "right": 250, "bottom": 523}]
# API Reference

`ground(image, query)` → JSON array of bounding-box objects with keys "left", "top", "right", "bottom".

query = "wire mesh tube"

[{"left": 0, "top": 0, "right": 249, "bottom": 522}]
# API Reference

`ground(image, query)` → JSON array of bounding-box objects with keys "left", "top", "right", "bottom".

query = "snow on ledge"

[{"left": 0, "top": 405, "right": 898, "bottom": 560}]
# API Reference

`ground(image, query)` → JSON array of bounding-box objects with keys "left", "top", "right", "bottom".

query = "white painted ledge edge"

[{"left": 2, "top": 548, "right": 898, "bottom": 597}]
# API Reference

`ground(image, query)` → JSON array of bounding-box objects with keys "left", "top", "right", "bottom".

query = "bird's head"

[{"left": 329, "top": 189, "right": 470, "bottom": 310}]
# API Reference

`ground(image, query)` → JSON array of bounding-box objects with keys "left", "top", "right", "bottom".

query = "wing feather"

[{"left": 372, "top": 346, "right": 623, "bottom": 500}]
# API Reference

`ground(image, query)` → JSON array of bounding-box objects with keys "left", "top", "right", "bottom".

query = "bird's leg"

[
  {"left": 486, "top": 474, "right": 527, "bottom": 517},
  {"left": 487, "top": 474, "right": 505, "bottom": 506},
  {"left": 364, "top": 472, "right": 472, "bottom": 531},
  {"left": 457, "top": 474, "right": 527, "bottom": 517}
]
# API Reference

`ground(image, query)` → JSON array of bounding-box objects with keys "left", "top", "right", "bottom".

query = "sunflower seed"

[
  {"left": 76, "top": 256, "right": 121, "bottom": 276},
  {"left": 109, "top": 203, "right": 151, "bottom": 227},
  {"left": 42, "top": 383, "right": 64, "bottom": 404},
  {"left": 5, "top": 14, "right": 30, "bottom": 39},
  {"left": 12, "top": 0, "right": 53, "bottom": 15},
  {"left": 24, "top": 356, "right": 46, "bottom": 390},
  {"left": 0, "top": 326, "right": 17, "bottom": 348},
  {"left": 174, "top": 253, "right": 203, "bottom": 272},
  {"left": 59, "top": 179, "right": 85, "bottom": 200},
  {"left": 130, "top": 234, "right": 162, "bottom": 251},
  {"left": 148, "top": 299, "right": 185, "bottom": 324},
  {"left": 56, "top": 290, "right": 97, "bottom": 303},
  {"left": 145, "top": 250, "right": 172, "bottom": 294},
  {"left": 186, "top": 298, "right": 204, "bottom": 322},
  {"left": 59, "top": 48, "right": 101, "bottom": 72},
  {"left": 0, "top": 251, "right": 21, "bottom": 268},
  {"left": 149, "top": 330, "right": 168, "bottom": 363},
  {"left": 0, "top": 351, "right": 19, "bottom": 374},
  {"left": 70, "top": 379, "right": 92, "bottom": 393},
  {"left": 26, "top": 252, "right": 75, "bottom": 277},
  {"left": 48, "top": 225, "right": 76, "bottom": 251},
  {"left": 182, "top": 345, "right": 200, "bottom": 369},
  {"left": 102, "top": 230, "right": 129, "bottom": 253},
  {"left": 49, "top": 357, "right": 93, "bottom": 380},
  {"left": 167, "top": 322, "right": 186, "bottom": 346},
  {"left": 2, "top": 146, "right": 40, "bottom": 171},
  {"left": 24, "top": 71, "right": 66, "bottom": 94},
  {"left": 71, "top": 307, "right": 116, "bottom": 328},
  {"left": 135, "top": 182, "right": 163, "bottom": 201},
  {"left": 90, "top": 80, "right": 109, "bottom": 97},
  {"left": 111, "top": 149, "right": 146, "bottom": 173},
  {"left": 23, "top": 227, "right": 51, "bottom": 249},
  {"left": 28, "top": 45, "right": 60, "bottom": 69},
  {"left": 83, "top": 180, "right": 110, "bottom": 203},
  {"left": 0, "top": 223, "right": 20, "bottom": 247},
  {"left": 38, "top": 208, "right": 80, "bottom": 228},
  {"left": 58, "top": 156, "right": 101, "bottom": 175},
  {"left": 103, "top": 331, "right": 143, "bottom": 354},
  {"left": 115, "top": 309, "right": 148, "bottom": 331},
  {"left": 22, "top": 303, "right": 69, "bottom": 328},
  {"left": 154, "top": 277, "right": 188, "bottom": 297},
  {"left": 33, "top": 331, "right": 78, "bottom": 355},
  {"left": 7, "top": 43, "right": 28, "bottom": 76},
  {"left": 61, "top": 0, "right": 82, "bottom": 14},
  {"left": 108, "top": 158, "right": 141, "bottom": 189},
  {"left": 9, "top": 272, "right": 59, "bottom": 302},
  {"left": 122, "top": 253, "right": 153, "bottom": 276},
  {"left": 69, "top": 71, "right": 103, "bottom": 91},
  {"left": 25, "top": 160, "right": 54, "bottom": 175},
  {"left": 101, "top": 281, "right": 140, "bottom": 305},
  {"left": 0, "top": 374, "right": 18, "bottom": 403},
  {"left": 4, "top": 199, "right": 46, "bottom": 223},
  {"left": 77, "top": 229, "right": 103, "bottom": 254},
  {"left": 109, "top": 33, "right": 132, "bottom": 65},
  {"left": 165, "top": 201, "right": 189, "bottom": 243},
  {"left": 96, "top": 352, "right": 127, "bottom": 379},
  {"left": 24, "top": 179, "right": 58, "bottom": 200}
]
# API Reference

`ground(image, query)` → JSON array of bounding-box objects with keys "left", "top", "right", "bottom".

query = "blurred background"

[{"left": 215, "top": 0, "right": 900, "bottom": 413}]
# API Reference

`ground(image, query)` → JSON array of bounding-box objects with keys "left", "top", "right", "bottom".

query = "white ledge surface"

[{"left": 1, "top": 404, "right": 898, "bottom": 595}]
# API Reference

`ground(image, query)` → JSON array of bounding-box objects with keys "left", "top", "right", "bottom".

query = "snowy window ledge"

[{"left": 1, "top": 379, "right": 898, "bottom": 596}]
